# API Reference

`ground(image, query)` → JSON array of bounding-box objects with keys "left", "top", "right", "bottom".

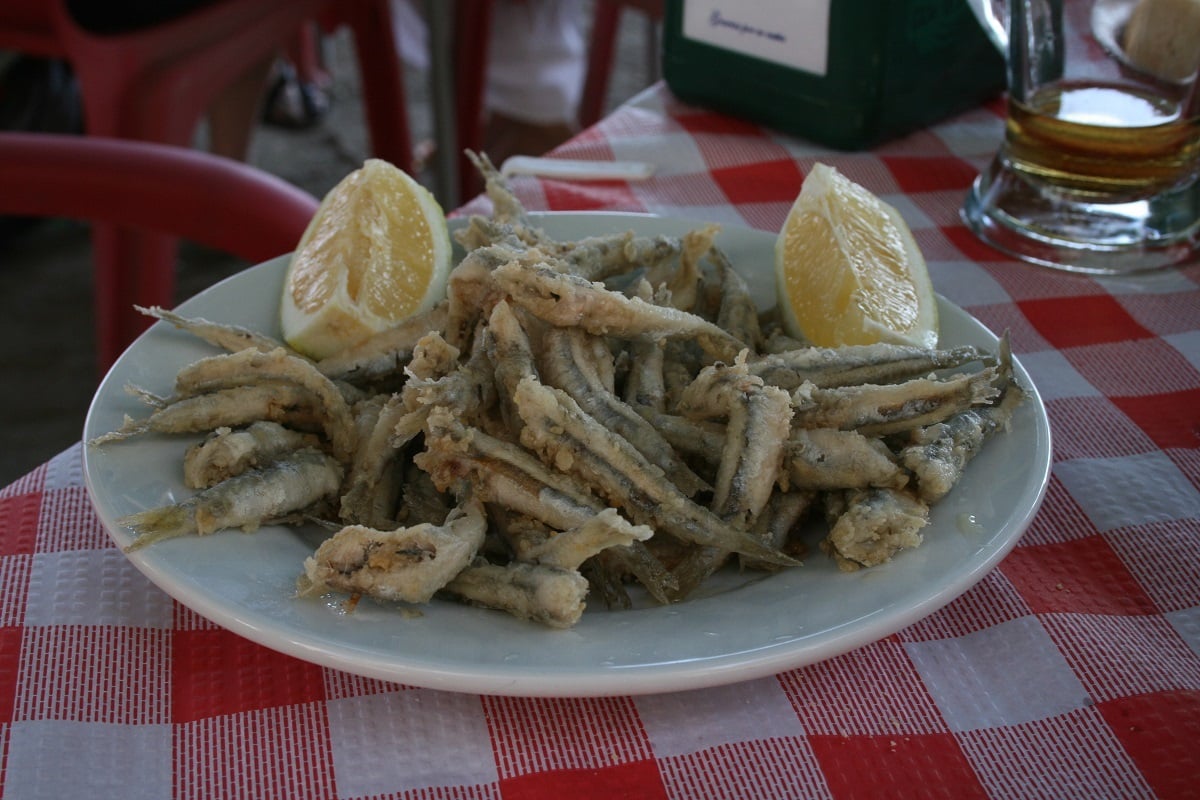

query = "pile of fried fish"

[{"left": 92, "top": 153, "right": 1025, "bottom": 629}]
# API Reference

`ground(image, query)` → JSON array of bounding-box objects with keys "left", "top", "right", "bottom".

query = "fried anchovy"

[
  {"left": 493, "top": 259, "right": 748, "bottom": 362},
  {"left": 493, "top": 508, "right": 669, "bottom": 607},
  {"left": 739, "top": 489, "right": 816, "bottom": 572},
  {"left": 396, "top": 460, "right": 453, "bottom": 527},
  {"left": 622, "top": 283, "right": 668, "bottom": 411},
  {"left": 644, "top": 223, "right": 720, "bottom": 312},
  {"left": 583, "top": 333, "right": 617, "bottom": 394},
  {"left": 416, "top": 407, "right": 606, "bottom": 533},
  {"left": 183, "top": 420, "right": 321, "bottom": 489},
  {"left": 677, "top": 358, "right": 792, "bottom": 528},
  {"left": 562, "top": 231, "right": 681, "bottom": 283},
  {"left": 661, "top": 544, "right": 724, "bottom": 602},
  {"left": 136, "top": 305, "right": 288, "bottom": 354},
  {"left": 666, "top": 359, "right": 792, "bottom": 600},
  {"left": 900, "top": 384, "right": 1025, "bottom": 503},
  {"left": 454, "top": 215, "right": 526, "bottom": 252},
  {"left": 541, "top": 326, "right": 709, "bottom": 497},
  {"left": 760, "top": 328, "right": 809, "bottom": 354},
  {"left": 712, "top": 246, "right": 762, "bottom": 351},
  {"left": 593, "top": 542, "right": 678, "bottom": 606},
  {"left": 341, "top": 394, "right": 424, "bottom": 527},
  {"left": 90, "top": 384, "right": 326, "bottom": 446},
  {"left": 444, "top": 244, "right": 530, "bottom": 350},
  {"left": 170, "top": 347, "right": 356, "bottom": 459},
  {"left": 402, "top": 329, "right": 497, "bottom": 426},
  {"left": 789, "top": 367, "right": 1000, "bottom": 437},
  {"left": 823, "top": 488, "right": 930, "bottom": 570},
  {"left": 663, "top": 484, "right": 808, "bottom": 601},
  {"left": 483, "top": 298, "right": 541, "bottom": 436},
  {"left": 493, "top": 508, "right": 558, "bottom": 559},
  {"left": 520, "top": 507, "right": 653, "bottom": 571},
  {"left": 313, "top": 302, "right": 449, "bottom": 383},
  {"left": 513, "top": 376, "right": 798, "bottom": 565},
  {"left": 466, "top": 150, "right": 529, "bottom": 228},
  {"left": 631, "top": 408, "right": 726, "bottom": 466},
  {"left": 788, "top": 428, "right": 908, "bottom": 491},
  {"left": 456, "top": 215, "right": 678, "bottom": 286},
  {"left": 581, "top": 554, "right": 633, "bottom": 609},
  {"left": 750, "top": 343, "right": 987, "bottom": 390},
  {"left": 662, "top": 346, "right": 700, "bottom": 410},
  {"left": 404, "top": 332, "right": 462, "bottom": 382},
  {"left": 299, "top": 497, "right": 487, "bottom": 604},
  {"left": 899, "top": 338, "right": 1025, "bottom": 503},
  {"left": 119, "top": 448, "right": 343, "bottom": 550},
  {"left": 443, "top": 558, "right": 589, "bottom": 629},
  {"left": 624, "top": 339, "right": 666, "bottom": 410}
]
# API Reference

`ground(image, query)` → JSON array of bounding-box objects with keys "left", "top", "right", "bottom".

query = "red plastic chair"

[
  {"left": 315, "top": 0, "right": 416, "bottom": 177},
  {"left": 0, "top": 0, "right": 324, "bottom": 144},
  {"left": 0, "top": 133, "right": 319, "bottom": 371},
  {"left": 292, "top": 1, "right": 658, "bottom": 203},
  {"left": 0, "top": 0, "right": 324, "bottom": 367},
  {"left": 0, "top": 0, "right": 413, "bottom": 172},
  {"left": 579, "top": 0, "right": 664, "bottom": 129},
  {"left": 449, "top": 0, "right": 662, "bottom": 201},
  {"left": 452, "top": 0, "right": 497, "bottom": 203}
]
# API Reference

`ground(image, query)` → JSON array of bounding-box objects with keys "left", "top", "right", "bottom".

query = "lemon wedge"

[
  {"left": 281, "top": 159, "right": 452, "bottom": 360},
  {"left": 774, "top": 163, "right": 937, "bottom": 349}
]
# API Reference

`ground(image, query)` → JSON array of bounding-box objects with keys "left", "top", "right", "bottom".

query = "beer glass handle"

[
  {"left": 968, "top": 0, "right": 1066, "bottom": 101},
  {"left": 966, "top": 0, "right": 1008, "bottom": 52},
  {"left": 1011, "top": 0, "right": 1066, "bottom": 100}
]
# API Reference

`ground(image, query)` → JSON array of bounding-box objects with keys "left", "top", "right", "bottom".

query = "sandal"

[{"left": 262, "top": 63, "right": 330, "bottom": 130}]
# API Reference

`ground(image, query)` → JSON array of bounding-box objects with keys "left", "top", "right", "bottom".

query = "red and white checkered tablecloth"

[{"left": 3, "top": 82, "right": 1199, "bottom": 798}]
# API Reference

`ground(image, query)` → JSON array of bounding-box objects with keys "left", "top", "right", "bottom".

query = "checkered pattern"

[{"left": 3, "top": 82, "right": 1199, "bottom": 799}]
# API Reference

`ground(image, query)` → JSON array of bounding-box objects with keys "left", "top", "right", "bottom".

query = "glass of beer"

[{"left": 962, "top": 0, "right": 1199, "bottom": 273}]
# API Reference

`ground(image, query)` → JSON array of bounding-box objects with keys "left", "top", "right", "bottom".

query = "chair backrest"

[
  {"left": 1, "top": 0, "right": 324, "bottom": 150},
  {"left": 0, "top": 132, "right": 319, "bottom": 264},
  {"left": 0, "top": 1, "right": 62, "bottom": 57}
]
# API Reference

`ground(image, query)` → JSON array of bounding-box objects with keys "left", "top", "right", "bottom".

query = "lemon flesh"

[
  {"left": 774, "top": 163, "right": 937, "bottom": 349},
  {"left": 281, "top": 159, "right": 452, "bottom": 360}
]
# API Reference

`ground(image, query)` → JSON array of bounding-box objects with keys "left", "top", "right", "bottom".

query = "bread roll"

[{"left": 1122, "top": 0, "right": 1200, "bottom": 81}]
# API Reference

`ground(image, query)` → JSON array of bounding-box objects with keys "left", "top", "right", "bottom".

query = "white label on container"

[{"left": 682, "top": 0, "right": 831, "bottom": 77}]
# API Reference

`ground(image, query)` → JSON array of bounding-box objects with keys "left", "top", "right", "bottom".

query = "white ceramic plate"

[{"left": 83, "top": 212, "right": 1052, "bottom": 697}]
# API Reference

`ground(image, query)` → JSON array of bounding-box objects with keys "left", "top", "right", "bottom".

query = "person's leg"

[
  {"left": 483, "top": 0, "right": 586, "bottom": 163},
  {"left": 391, "top": 0, "right": 430, "bottom": 71},
  {"left": 64, "top": 1, "right": 286, "bottom": 156},
  {"left": 383, "top": 0, "right": 586, "bottom": 164}
]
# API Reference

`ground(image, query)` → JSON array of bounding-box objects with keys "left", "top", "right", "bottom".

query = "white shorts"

[{"left": 391, "top": 0, "right": 586, "bottom": 125}]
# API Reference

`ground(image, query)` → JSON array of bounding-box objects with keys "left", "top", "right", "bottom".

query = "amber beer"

[
  {"left": 1003, "top": 81, "right": 1200, "bottom": 200},
  {"left": 961, "top": 0, "right": 1200, "bottom": 272}
]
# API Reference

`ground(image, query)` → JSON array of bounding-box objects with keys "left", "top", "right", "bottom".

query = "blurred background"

[{"left": 0, "top": 6, "right": 659, "bottom": 486}]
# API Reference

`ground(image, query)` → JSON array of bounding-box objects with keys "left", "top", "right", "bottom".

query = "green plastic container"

[{"left": 662, "top": 0, "right": 1006, "bottom": 150}]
